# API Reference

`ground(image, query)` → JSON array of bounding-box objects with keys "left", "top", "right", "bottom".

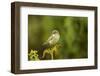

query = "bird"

[
  {"left": 41, "top": 30, "right": 60, "bottom": 59},
  {"left": 43, "top": 30, "right": 60, "bottom": 48}
]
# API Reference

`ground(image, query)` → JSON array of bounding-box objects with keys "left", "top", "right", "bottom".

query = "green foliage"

[
  {"left": 28, "top": 44, "right": 61, "bottom": 61},
  {"left": 28, "top": 49, "right": 40, "bottom": 61}
]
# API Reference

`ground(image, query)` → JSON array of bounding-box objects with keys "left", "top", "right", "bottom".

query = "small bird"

[
  {"left": 43, "top": 30, "right": 60, "bottom": 48},
  {"left": 41, "top": 30, "right": 60, "bottom": 59}
]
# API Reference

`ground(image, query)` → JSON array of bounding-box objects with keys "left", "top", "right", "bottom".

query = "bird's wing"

[
  {"left": 43, "top": 35, "right": 54, "bottom": 45},
  {"left": 47, "top": 35, "right": 54, "bottom": 42}
]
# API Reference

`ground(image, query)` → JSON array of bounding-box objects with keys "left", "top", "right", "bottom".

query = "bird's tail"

[{"left": 41, "top": 42, "right": 48, "bottom": 50}]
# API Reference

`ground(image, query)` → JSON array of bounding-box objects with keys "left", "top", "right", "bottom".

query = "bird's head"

[{"left": 52, "top": 30, "right": 59, "bottom": 34}]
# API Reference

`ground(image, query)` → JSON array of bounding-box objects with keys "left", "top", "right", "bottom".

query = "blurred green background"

[{"left": 28, "top": 15, "right": 88, "bottom": 60}]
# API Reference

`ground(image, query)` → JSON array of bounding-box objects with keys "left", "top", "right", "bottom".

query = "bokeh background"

[{"left": 28, "top": 15, "right": 88, "bottom": 60}]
